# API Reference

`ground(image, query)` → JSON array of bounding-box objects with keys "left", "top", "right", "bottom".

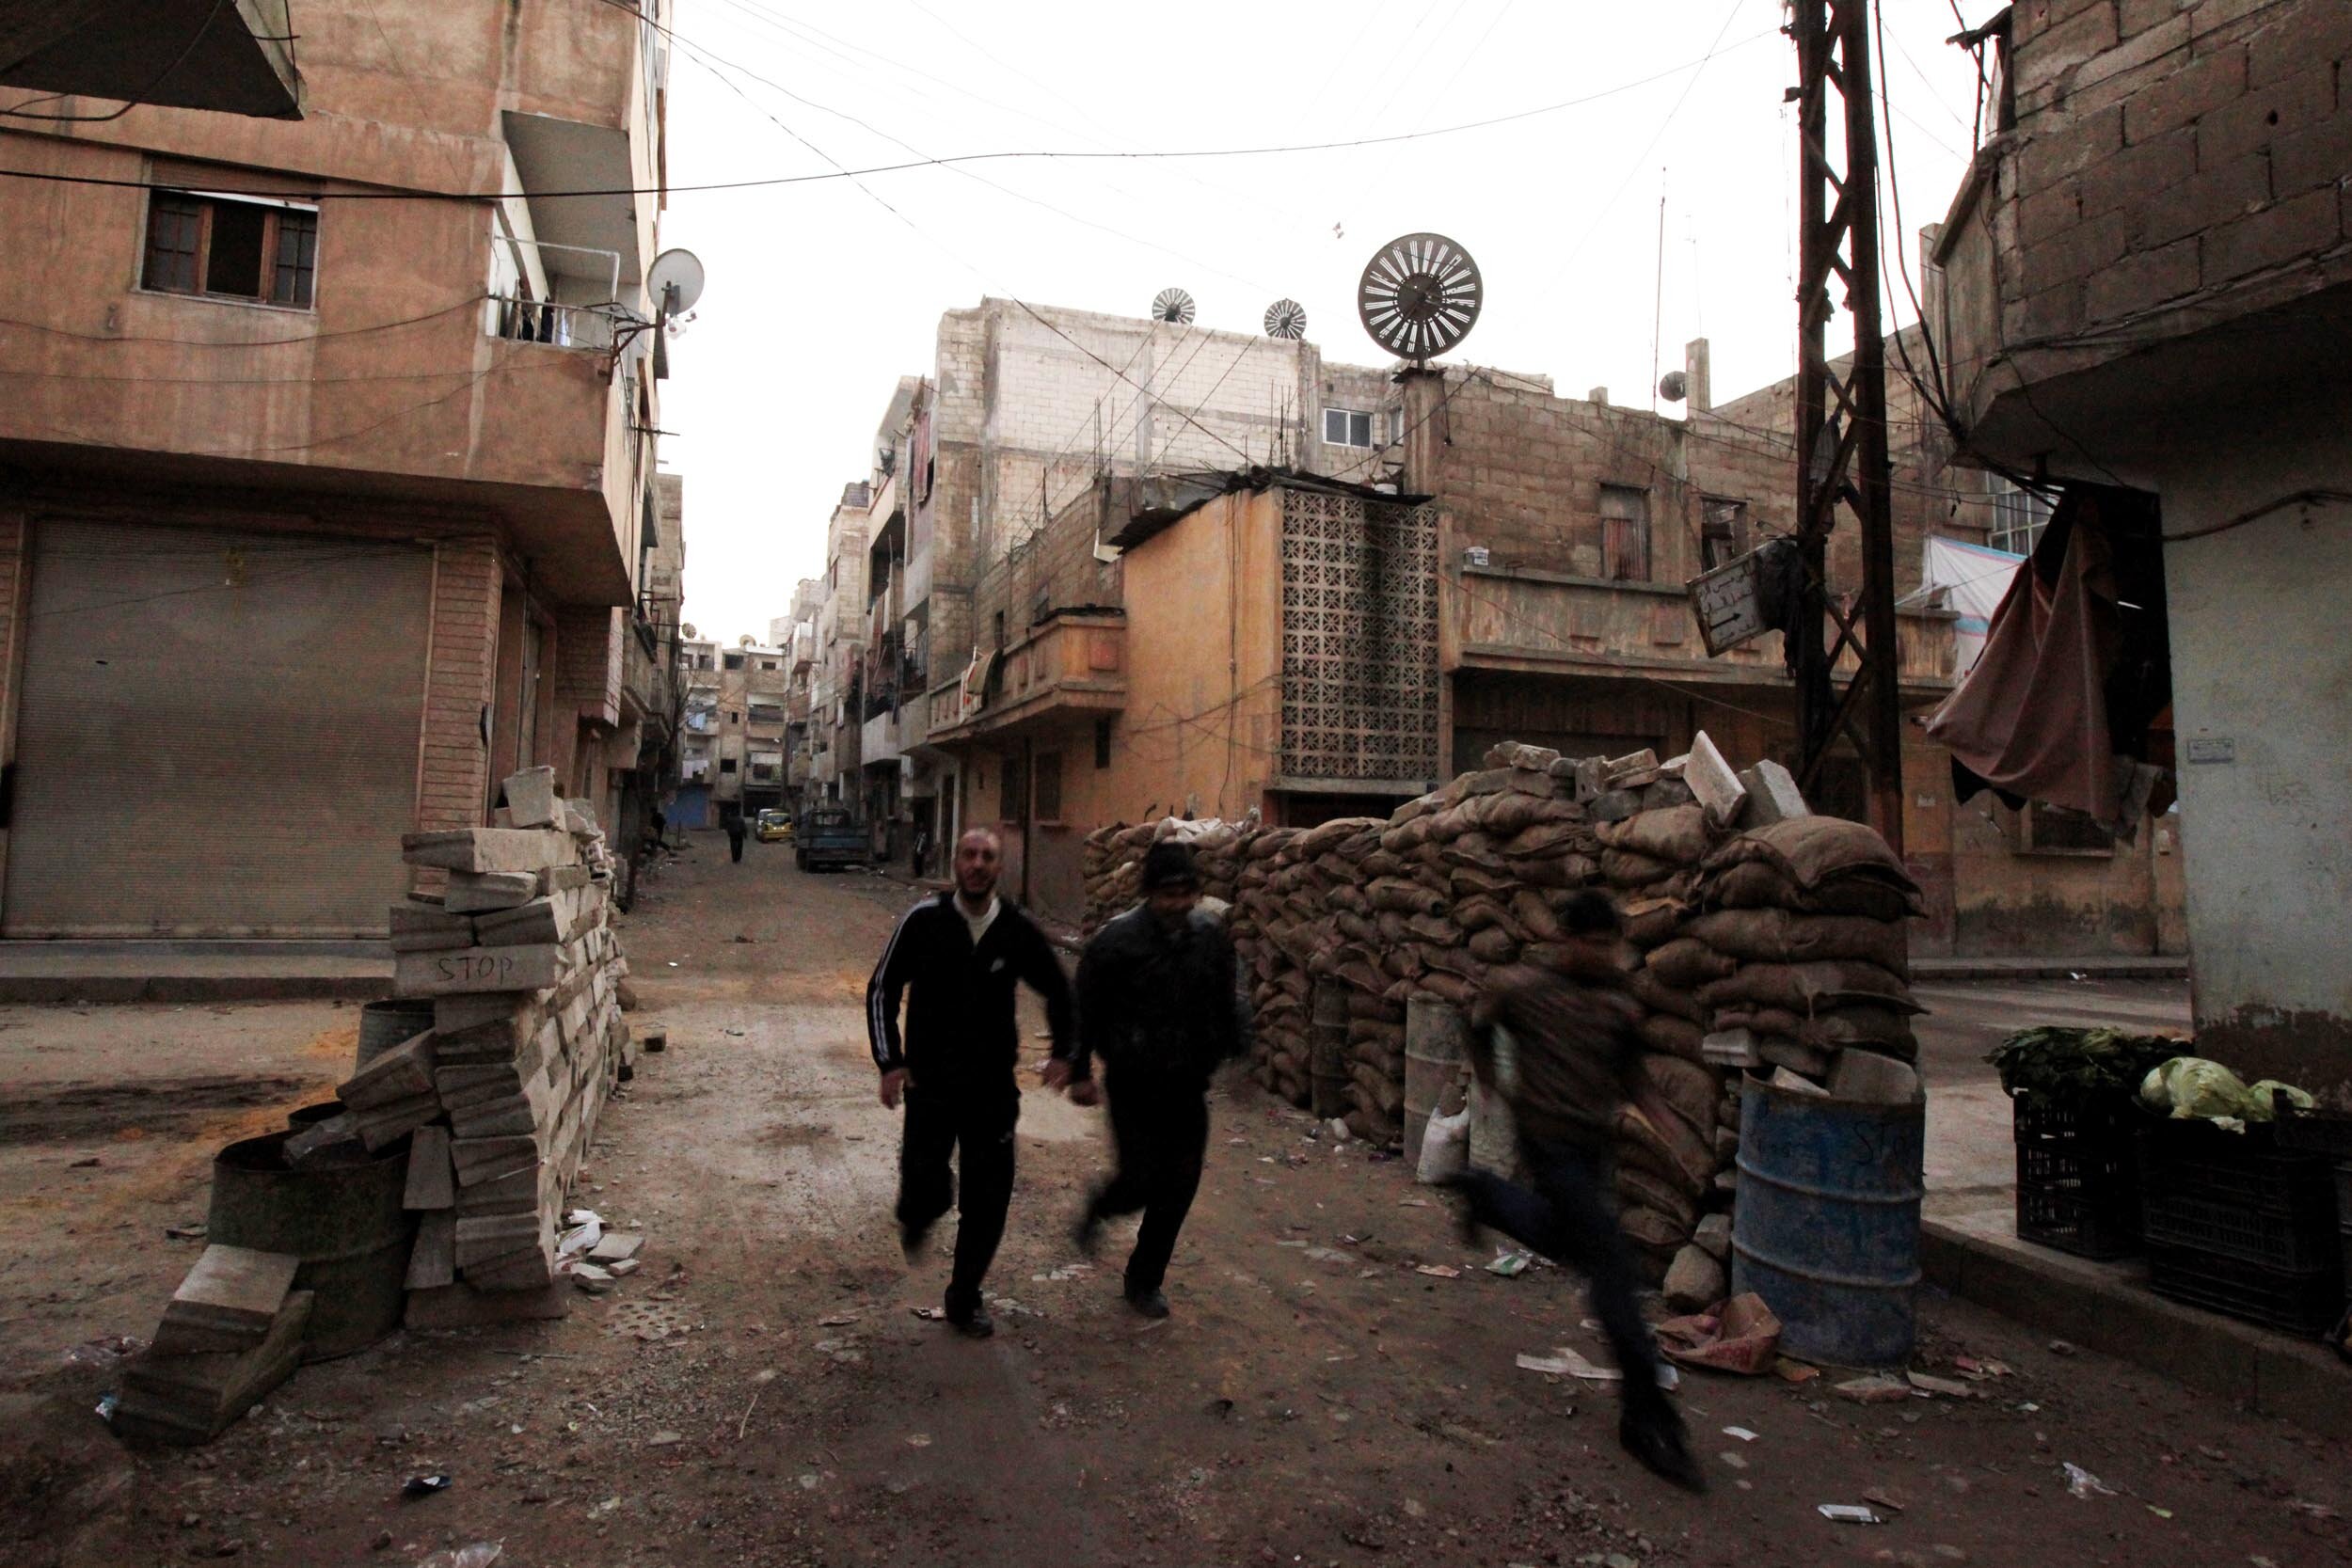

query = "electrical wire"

[
  {"left": 0, "top": 27, "right": 1786, "bottom": 203},
  {"left": 0, "top": 0, "right": 230, "bottom": 122},
  {"left": 0, "top": 293, "right": 485, "bottom": 348}
]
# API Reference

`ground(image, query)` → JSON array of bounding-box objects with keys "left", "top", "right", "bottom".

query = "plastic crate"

[
  {"left": 2136, "top": 1121, "right": 2342, "bottom": 1273},
  {"left": 2146, "top": 1243, "right": 2345, "bottom": 1337},
  {"left": 2276, "top": 1103, "right": 2352, "bottom": 1159},
  {"left": 2011, "top": 1094, "right": 2140, "bottom": 1259}
]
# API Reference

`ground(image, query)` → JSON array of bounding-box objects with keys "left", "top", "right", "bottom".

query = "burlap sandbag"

[
  {"left": 1380, "top": 947, "right": 1424, "bottom": 982},
  {"left": 1361, "top": 849, "right": 1409, "bottom": 879},
  {"left": 1429, "top": 806, "right": 1481, "bottom": 844},
  {"left": 1369, "top": 879, "right": 1445, "bottom": 918},
  {"left": 1350, "top": 1060, "right": 1405, "bottom": 1117},
  {"left": 1412, "top": 972, "right": 1478, "bottom": 1006},
  {"left": 1598, "top": 803, "right": 1715, "bottom": 865},
  {"left": 1480, "top": 792, "right": 1548, "bottom": 837},
  {"left": 1617, "top": 1169, "right": 1699, "bottom": 1231},
  {"left": 1704, "top": 859, "right": 1924, "bottom": 921},
  {"left": 1801, "top": 1005, "right": 1920, "bottom": 1061},
  {"left": 1702, "top": 816, "right": 1919, "bottom": 893},
  {"left": 1438, "top": 836, "right": 1504, "bottom": 870},
  {"left": 1645, "top": 937, "right": 1737, "bottom": 991},
  {"left": 1616, "top": 1102, "right": 1713, "bottom": 1196},
  {"left": 1640, "top": 1011, "right": 1707, "bottom": 1062},
  {"left": 1334, "top": 911, "right": 1379, "bottom": 947},
  {"left": 1450, "top": 865, "right": 1517, "bottom": 901},
  {"left": 1639, "top": 1053, "right": 1722, "bottom": 1134},
  {"left": 1682, "top": 907, "right": 1910, "bottom": 976},
  {"left": 1381, "top": 816, "right": 1434, "bottom": 856},
  {"left": 1622, "top": 1204, "right": 1689, "bottom": 1254},
  {"left": 1406, "top": 912, "right": 1459, "bottom": 947},
  {"left": 1628, "top": 966, "right": 1706, "bottom": 1023},
  {"left": 1502, "top": 819, "right": 1589, "bottom": 861},
  {"left": 1509, "top": 890, "right": 1561, "bottom": 942},
  {"left": 1297, "top": 816, "right": 1382, "bottom": 858},
  {"left": 1453, "top": 895, "right": 1519, "bottom": 936},
  {"left": 1420, "top": 947, "right": 1486, "bottom": 985},
  {"left": 1468, "top": 927, "right": 1518, "bottom": 965},
  {"left": 1346, "top": 992, "right": 1396, "bottom": 1022},
  {"left": 1618, "top": 894, "right": 1688, "bottom": 948},
  {"left": 1603, "top": 848, "right": 1678, "bottom": 888},
  {"left": 1696, "top": 960, "right": 1922, "bottom": 1017}
]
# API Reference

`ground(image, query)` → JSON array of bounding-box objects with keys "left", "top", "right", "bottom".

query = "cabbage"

[
  {"left": 2248, "top": 1080, "right": 2316, "bottom": 1121},
  {"left": 2138, "top": 1056, "right": 2258, "bottom": 1123}
]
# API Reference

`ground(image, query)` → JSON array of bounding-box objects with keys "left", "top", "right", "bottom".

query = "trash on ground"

[
  {"left": 1656, "top": 1292, "right": 1783, "bottom": 1374},
  {"left": 1515, "top": 1346, "right": 1620, "bottom": 1382},
  {"left": 1723, "top": 1426, "right": 1758, "bottom": 1442},
  {"left": 1908, "top": 1371, "right": 1977, "bottom": 1398},
  {"left": 1818, "top": 1504, "right": 1883, "bottom": 1525},
  {"left": 1485, "top": 1249, "right": 1534, "bottom": 1276},
  {"left": 403, "top": 1474, "right": 453, "bottom": 1498},
  {"left": 1415, "top": 1264, "right": 1461, "bottom": 1279},
  {"left": 164, "top": 1224, "right": 208, "bottom": 1242},
  {"left": 2064, "top": 1462, "right": 2116, "bottom": 1499},
  {"left": 2147, "top": 1505, "right": 2174, "bottom": 1519},
  {"left": 1953, "top": 1355, "right": 2011, "bottom": 1380},
  {"left": 64, "top": 1336, "right": 145, "bottom": 1369},
  {"left": 94, "top": 1392, "right": 119, "bottom": 1423},
  {"left": 1833, "top": 1374, "right": 1914, "bottom": 1404},
  {"left": 417, "top": 1546, "right": 501, "bottom": 1568}
]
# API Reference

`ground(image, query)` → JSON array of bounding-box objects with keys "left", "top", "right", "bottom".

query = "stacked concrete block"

[
  {"left": 112, "top": 1245, "right": 312, "bottom": 1445},
  {"left": 374, "top": 771, "right": 636, "bottom": 1321}
]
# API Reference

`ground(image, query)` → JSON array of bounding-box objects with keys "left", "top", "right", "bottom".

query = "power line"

[
  {"left": 0, "top": 0, "right": 230, "bottom": 122},
  {"left": 0, "top": 28, "right": 1785, "bottom": 204}
]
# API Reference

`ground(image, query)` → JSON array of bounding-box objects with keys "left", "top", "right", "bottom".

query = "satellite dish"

[
  {"left": 1263, "top": 299, "right": 1308, "bottom": 340},
  {"left": 649, "top": 249, "right": 707, "bottom": 315},
  {"left": 681, "top": 623, "right": 698, "bottom": 639},
  {"left": 1358, "top": 232, "right": 1482, "bottom": 362},
  {"left": 1659, "top": 370, "right": 1689, "bottom": 402},
  {"left": 1151, "top": 287, "right": 1196, "bottom": 325}
]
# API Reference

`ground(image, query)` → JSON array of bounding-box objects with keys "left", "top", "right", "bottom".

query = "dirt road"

[{"left": 4, "top": 832, "right": 2348, "bottom": 1567}]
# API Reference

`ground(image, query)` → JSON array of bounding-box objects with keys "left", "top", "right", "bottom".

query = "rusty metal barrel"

[
  {"left": 358, "top": 999, "right": 435, "bottom": 1069},
  {"left": 1309, "top": 983, "right": 1351, "bottom": 1119},
  {"left": 208, "top": 1130, "right": 415, "bottom": 1362}
]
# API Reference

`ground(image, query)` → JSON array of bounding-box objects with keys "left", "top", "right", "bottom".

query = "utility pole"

[{"left": 1791, "top": 0, "right": 1905, "bottom": 855}]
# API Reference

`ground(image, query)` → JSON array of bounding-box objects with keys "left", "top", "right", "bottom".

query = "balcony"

[
  {"left": 0, "top": 0, "right": 302, "bottom": 119},
  {"left": 927, "top": 610, "right": 1127, "bottom": 745},
  {"left": 1447, "top": 565, "right": 1955, "bottom": 696}
]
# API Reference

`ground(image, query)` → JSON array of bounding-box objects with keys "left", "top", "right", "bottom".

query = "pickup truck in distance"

[{"left": 795, "top": 807, "right": 868, "bottom": 872}]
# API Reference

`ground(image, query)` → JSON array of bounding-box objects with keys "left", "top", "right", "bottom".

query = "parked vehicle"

[
  {"left": 795, "top": 806, "right": 868, "bottom": 872},
  {"left": 755, "top": 808, "right": 793, "bottom": 844}
]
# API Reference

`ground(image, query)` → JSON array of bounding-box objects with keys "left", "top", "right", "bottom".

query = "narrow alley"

[{"left": 3, "top": 835, "right": 2344, "bottom": 1568}]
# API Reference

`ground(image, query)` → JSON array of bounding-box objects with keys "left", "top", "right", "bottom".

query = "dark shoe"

[
  {"left": 946, "top": 1302, "right": 994, "bottom": 1338},
  {"left": 1434, "top": 1174, "right": 1483, "bottom": 1246},
  {"left": 899, "top": 1222, "right": 930, "bottom": 1266},
  {"left": 1072, "top": 1206, "right": 1102, "bottom": 1259},
  {"left": 1125, "top": 1286, "right": 1170, "bottom": 1320},
  {"left": 1619, "top": 1407, "right": 1708, "bottom": 1494}
]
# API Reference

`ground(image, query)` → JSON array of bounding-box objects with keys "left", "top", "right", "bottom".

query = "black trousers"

[
  {"left": 1087, "top": 1071, "right": 1209, "bottom": 1295},
  {"left": 1456, "top": 1133, "right": 1668, "bottom": 1418},
  {"left": 729, "top": 834, "right": 745, "bottom": 862},
  {"left": 897, "top": 1084, "right": 1019, "bottom": 1314}
]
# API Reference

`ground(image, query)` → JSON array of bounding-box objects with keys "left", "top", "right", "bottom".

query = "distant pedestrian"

[
  {"left": 725, "top": 813, "right": 746, "bottom": 863},
  {"left": 1447, "top": 891, "right": 1707, "bottom": 1494},
  {"left": 866, "top": 828, "right": 1075, "bottom": 1338},
  {"left": 1054, "top": 841, "right": 1247, "bottom": 1319},
  {"left": 911, "top": 827, "right": 932, "bottom": 881},
  {"left": 648, "top": 807, "right": 668, "bottom": 851}
]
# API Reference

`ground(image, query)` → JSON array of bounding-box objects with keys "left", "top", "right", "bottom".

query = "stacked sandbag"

[
  {"left": 1080, "top": 816, "right": 1255, "bottom": 934},
  {"left": 1236, "top": 827, "right": 1302, "bottom": 1093},
  {"left": 1688, "top": 814, "right": 1926, "bottom": 1103}
]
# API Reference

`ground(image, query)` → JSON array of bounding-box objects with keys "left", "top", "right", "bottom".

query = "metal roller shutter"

[{"left": 5, "top": 518, "right": 433, "bottom": 938}]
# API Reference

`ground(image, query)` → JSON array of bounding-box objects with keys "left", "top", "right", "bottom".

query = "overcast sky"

[{"left": 657, "top": 0, "right": 1992, "bottom": 647}]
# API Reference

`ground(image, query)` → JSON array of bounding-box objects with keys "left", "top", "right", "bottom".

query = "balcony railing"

[
  {"left": 1448, "top": 565, "right": 1956, "bottom": 692},
  {"left": 927, "top": 611, "right": 1126, "bottom": 743},
  {"left": 487, "top": 295, "right": 619, "bottom": 352}
]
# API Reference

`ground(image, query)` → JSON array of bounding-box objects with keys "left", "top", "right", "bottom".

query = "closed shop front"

[{"left": 5, "top": 517, "right": 433, "bottom": 938}]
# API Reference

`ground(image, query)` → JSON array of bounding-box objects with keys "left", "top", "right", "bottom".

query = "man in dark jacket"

[
  {"left": 1050, "top": 841, "right": 1246, "bottom": 1319},
  {"left": 725, "top": 812, "right": 747, "bottom": 863},
  {"left": 867, "top": 827, "right": 1075, "bottom": 1338},
  {"left": 1451, "top": 890, "right": 1707, "bottom": 1494}
]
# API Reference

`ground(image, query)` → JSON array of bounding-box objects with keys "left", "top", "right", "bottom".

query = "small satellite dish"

[
  {"left": 1263, "top": 299, "right": 1308, "bottom": 340},
  {"left": 1659, "top": 370, "right": 1689, "bottom": 402},
  {"left": 1358, "top": 232, "right": 1482, "bottom": 362},
  {"left": 648, "top": 248, "right": 707, "bottom": 315},
  {"left": 1151, "top": 287, "right": 1196, "bottom": 325},
  {"left": 681, "top": 623, "right": 698, "bottom": 639}
]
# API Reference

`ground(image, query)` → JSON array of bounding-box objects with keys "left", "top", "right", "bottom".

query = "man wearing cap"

[
  {"left": 1048, "top": 840, "right": 1248, "bottom": 1318},
  {"left": 867, "top": 826, "right": 1076, "bottom": 1338}
]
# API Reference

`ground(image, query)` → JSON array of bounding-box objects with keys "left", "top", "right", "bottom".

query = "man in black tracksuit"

[
  {"left": 866, "top": 827, "right": 1074, "bottom": 1338},
  {"left": 1051, "top": 841, "right": 1248, "bottom": 1318}
]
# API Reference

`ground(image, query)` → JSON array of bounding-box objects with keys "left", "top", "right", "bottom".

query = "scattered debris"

[
  {"left": 2063, "top": 1463, "right": 2116, "bottom": 1499},
  {"left": 164, "top": 1223, "right": 208, "bottom": 1242},
  {"left": 1834, "top": 1374, "right": 1914, "bottom": 1404},
  {"left": 416, "top": 1546, "right": 501, "bottom": 1568},
  {"left": 2047, "top": 1339, "right": 2078, "bottom": 1356},
  {"left": 1723, "top": 1426, "right": 1758, "bottom": 1443},
  {"left": 1516, "top": 1347, "right": 1620, "bottom": 1382},
  {"left": 1656, "top": 1292, "right": 1783, "bottom": 1374},
  {"left": 646, "top": 1430, "right": 683, "bottom": 1447},
  {"left": 402, "top": 1474, "right": 453, "bottom": 1499},
  {"left": 1414, "top": 1264, "right": 1461, "bottom": 1279},
  {"left": 1485, "top": 1250, "right": 1534, "bottom": 1276},
  {"left": 1908, "top": 1371, "right": 1977, "bottom": 1398},
  {"left": 1818, "top": 1504, "right": 1883, "bottom": 1525}
]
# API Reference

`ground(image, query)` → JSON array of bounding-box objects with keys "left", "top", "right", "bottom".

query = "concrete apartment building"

[
  {"left": 610, "top": 469, "right": 690, "bottom": 863},
  {"left": 675, "top": 636, "right": 719, "bottom": 829},
  {"left": 1931, "top": 0, "right": 2352, "bottom": 1085},
  {"left": 808, "top": 483, "right": 871, "bottom": 804},
  {"left": 782, "top": 577, "right": 820, "bottom": 809},
  {"left": 0, "top": 0, "right": 674, "bottom": 937}
]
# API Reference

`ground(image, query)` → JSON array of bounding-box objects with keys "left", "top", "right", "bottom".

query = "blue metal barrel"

[{"left": 1731, "top": 1072, "right": 1926, "bottom": 1368}]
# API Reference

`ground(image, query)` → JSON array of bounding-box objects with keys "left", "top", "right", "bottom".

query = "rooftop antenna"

[{"left": 1357, "top": 232, "right": 1483, "bottom": 363}]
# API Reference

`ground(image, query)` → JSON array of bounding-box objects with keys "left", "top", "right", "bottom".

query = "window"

[
  {"left": 1989, "top": 479, "right": 2054, "bottom": 558},
  {"left": 720, "top": 758, "right": 738, "bottom": 774},
  {"left": 1387, "top": 406, "right": 1407, "bottom": 447},
  {"left": 142, "top": 192, "right": 317, "bottom": 308},
  {"left": 1598, "top": 484, "right": 1650, "bottom": 581},
  {"left": 1323, "top": 407, "right": 1374, "bottom": 448},
  {"left": 1701, "top": 498, "right": 1751, "bottom": 570},
  {"left": 1034, "top": 752, "right": 1063, "bottom": 821},
  {"left": 993, "top": 610, "right": 1006, "bottom": 648},
  {"left": 723, "top": 652, "right": 745, "bottom": 671},
  {"left": 1094, "top": 717, "right": 1112, "bottom": 769},
  {"left": 999, "top": 753, "right": 1025, "bottom": 820},
  {"left": 2020, "top": 803, "right": 2115, "bottom": 855}
]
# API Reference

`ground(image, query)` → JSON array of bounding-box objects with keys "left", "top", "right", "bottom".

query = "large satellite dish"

[
  {"left": 1151, "top": 287, "right": 1196, "bottom": 325},
  {"left": 648, "top": 248, "right": 707, "bottom": 315},
  {"left": 1263, "top": 298, "right": 1307, "bottom": 340},
  {"left": 1358, "top": 232, "right": 1482, "bottom": 362}
]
